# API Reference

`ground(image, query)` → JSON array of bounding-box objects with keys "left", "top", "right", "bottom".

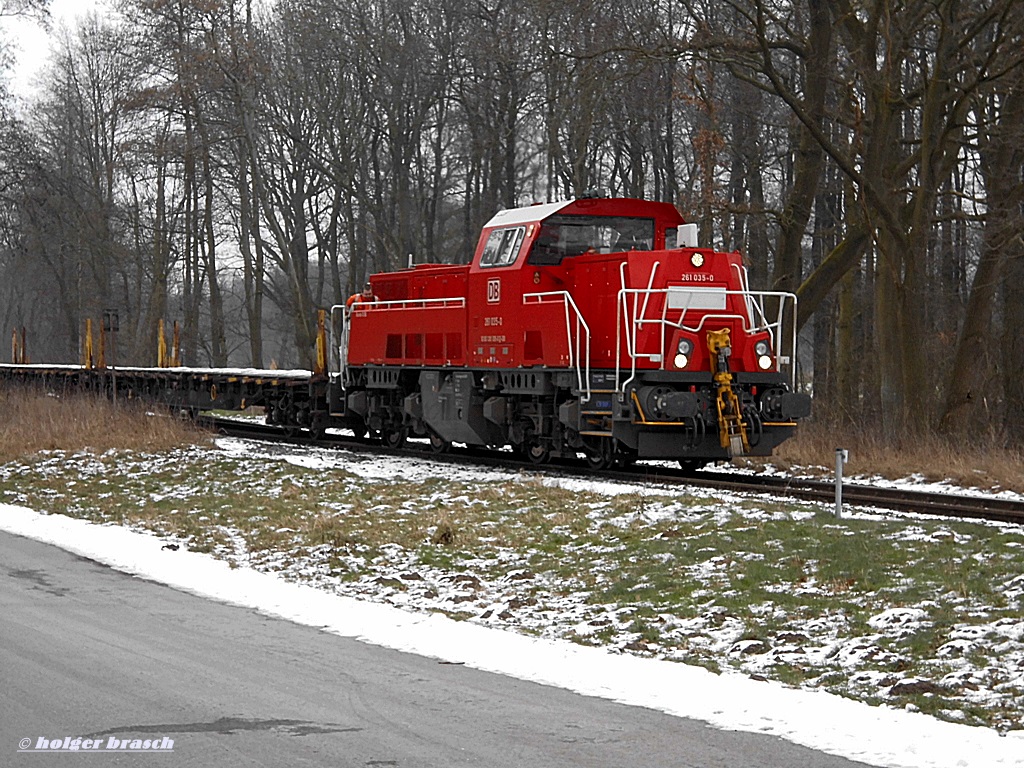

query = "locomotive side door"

[{"left": 468, "top": 225, "right": 528, "bottom": 368}]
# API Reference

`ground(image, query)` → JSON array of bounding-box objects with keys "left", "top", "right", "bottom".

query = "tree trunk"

[
  {"left": 201, "top": 143, "right": 228, "bottom": 366},
  {"left": 1003, "top": 245, "right": 1024, "bottom": 444},
  {"left": 835, "top": 268, "right": 857, "bottom": 421},
  {"left": 771, "top": 0, "right": 831, "bottom": 296}
]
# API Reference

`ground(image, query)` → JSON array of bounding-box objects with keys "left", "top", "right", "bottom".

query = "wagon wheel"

[
  {"left": 282, "top": 410, "right": 302, "bottom": 436},
  {"left": 173, "top": 405, "right": 199, "bottom": 422},
  {"left": 307, "top": 412, "right": 328, "bottom": 440},
  {"left": 382, "top": 426, "right": 407, "bottom": 449},
  {"left": 428, "top": 432, "right": 451, "bottom": 454}
]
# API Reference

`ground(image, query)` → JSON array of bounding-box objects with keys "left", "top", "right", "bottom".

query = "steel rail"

[{"left": 666, "top": 471, "right": 1024, "bottom": 524}]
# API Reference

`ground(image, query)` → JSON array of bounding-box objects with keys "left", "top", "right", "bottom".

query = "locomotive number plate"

[{"left": 487, "top": 278, "right": 501, "bottom": 304}]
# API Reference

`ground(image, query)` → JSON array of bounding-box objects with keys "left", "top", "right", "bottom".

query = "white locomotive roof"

[{"left": 483, "top": 199, "right": 575, "bottom": 229}]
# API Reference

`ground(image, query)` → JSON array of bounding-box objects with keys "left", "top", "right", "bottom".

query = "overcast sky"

[{"left": 3, "top": 0, "right": 101, "bottom": 100}]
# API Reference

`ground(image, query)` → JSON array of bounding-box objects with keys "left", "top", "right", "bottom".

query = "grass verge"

[
  {"left": 741, "top": 418, "right": 1024, "bottom": 494},
  {"left": 1, "top": 427, "right": 1022, "bottom": 732},
  {"left": 0, "top": 387, "right": 207, "bottom": 461}
]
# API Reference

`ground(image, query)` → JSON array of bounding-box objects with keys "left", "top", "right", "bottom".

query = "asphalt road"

[{"left": 1, "top": 531, "right": 875, "bottom": 767}]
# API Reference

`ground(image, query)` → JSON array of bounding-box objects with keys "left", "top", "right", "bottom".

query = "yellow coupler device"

[{"left": 706, "top": 328, "right": 750, "bottom": 457}]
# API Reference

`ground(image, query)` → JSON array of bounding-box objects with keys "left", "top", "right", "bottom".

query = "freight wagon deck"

[{"left": 0, "top": 364, "right": 327, "bottom": 433}]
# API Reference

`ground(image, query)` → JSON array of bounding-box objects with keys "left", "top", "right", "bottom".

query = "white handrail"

[
  {"left": 355, "top": 297, "right": 466, "bottom": 311},
  {"left": 330, "top": 297, "right": 466, "bottom": 383},
  {"left": 329, "top": 304, "right": 348, "bottom": 384},
  {"left": 617, "top": 261, "right": 665, "bottom": 393},
  {"left": 615, "top": 287, "right": 800, "bottom": 390},
  {"left": 523, "top": 291, "right": 592, "bottom": 402}
]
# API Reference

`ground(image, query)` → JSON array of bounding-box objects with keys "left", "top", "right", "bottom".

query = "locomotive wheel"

[
  {"left": 428, "top": 432, "right": 450, "bottom": 454},
  {"left": 382, "top": 427, "right": 407, "bottom": 449},
  {"left": 585, "top": 438, "right": 615, "bottom": 470},
  {"left": 617, "top": 445, "right": 639, "bottom": 467},
  {"left": 346, "top": 417, "right": 368, "bottom": 439},
  {"left": 526, "top": 442, "right": 550, "bottom": 465},
  {"left": 678, "top": 458, "right": 709, "bottom": 473}
]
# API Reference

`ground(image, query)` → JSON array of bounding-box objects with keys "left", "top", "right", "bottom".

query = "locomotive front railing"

[
  {"left": 615, "top": 285, "right": 799, "bottom": 394},
  {"left": 522, "top": 291, "right": 592, "bottom": 402}
]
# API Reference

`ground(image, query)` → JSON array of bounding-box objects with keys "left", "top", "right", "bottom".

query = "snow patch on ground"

[{"left": 2, "top": 501, "right": 1024, "bottom": 768}]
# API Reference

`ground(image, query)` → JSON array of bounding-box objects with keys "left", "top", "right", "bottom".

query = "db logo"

[{"left": 487, "top": 278, "right": 501, "bottom": 304}]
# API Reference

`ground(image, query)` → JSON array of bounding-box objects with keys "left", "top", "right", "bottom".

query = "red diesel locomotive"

[{"left": 333, "top": 195, "right": 810, "bottom": 468}]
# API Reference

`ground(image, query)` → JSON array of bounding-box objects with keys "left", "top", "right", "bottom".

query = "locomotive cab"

[{"left": 466, "top": 198, "right": 683, "bottom": 371}]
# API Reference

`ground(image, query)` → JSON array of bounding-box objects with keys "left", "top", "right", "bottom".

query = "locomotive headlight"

[
  {"left": 690, "top": 253, "right": 704, "bottom": 268},
  {"left": 674, "top": 338, "right": 693, "bottom": 369},
  {"left": 754, "top": 340, "right": 770, "bottom": 356},
  {"left": 757, "top": 354, "right": 773, "bottom": 370}
]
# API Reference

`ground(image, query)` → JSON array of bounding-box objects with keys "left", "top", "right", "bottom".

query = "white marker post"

[{"left": 835, "top": 448, "right": 849, "bottom": 518}]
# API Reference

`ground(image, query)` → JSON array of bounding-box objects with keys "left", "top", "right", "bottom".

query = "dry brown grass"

[
  {"left": 0, "top": 387, "right": 207, "bottom": 461},
  {"left": 745, "top": 418, "right": 1024, "bottom": 494},
  {"left": 430, "top": 513, "right": 458, "bottom": 545}
]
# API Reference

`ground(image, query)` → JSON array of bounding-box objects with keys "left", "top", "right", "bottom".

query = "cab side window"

[{"left": 480, "top": 227, "right": 526, "bottom": 267}]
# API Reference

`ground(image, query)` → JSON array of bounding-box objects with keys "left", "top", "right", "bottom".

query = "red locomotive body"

[{"left": 338, "top": 196, "right": 810, "bottom": 467}]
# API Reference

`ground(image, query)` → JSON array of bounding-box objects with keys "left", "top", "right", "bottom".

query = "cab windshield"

[{"left": 527, "top": 215, "right": 655, "bottom": 265}]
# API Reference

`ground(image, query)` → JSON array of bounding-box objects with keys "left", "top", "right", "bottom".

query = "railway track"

[
  {"left": 207, "top": 417, "right": 1024, "bottom": 526},
  {"left": 662, "top": 470, "right": 1024, "bottom": 524}
]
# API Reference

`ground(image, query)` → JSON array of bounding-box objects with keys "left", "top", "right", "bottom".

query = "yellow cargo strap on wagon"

[
  {"left": 11, "top": 327, "right": 28, "bottom": 364},
  {"left": 707, "top": 328, "right": 750, "bottom": 457},
  {"left": 315, "top": 309, "right": 327, "bottom": 376},
  {"left": 82, "top": 318, "right": 94, "bottom": 369},
  {"left": 157, "top": 320, "right": 182, "bottom": 368}
]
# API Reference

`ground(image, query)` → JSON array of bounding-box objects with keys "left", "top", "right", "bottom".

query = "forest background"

[{"left": 0, "top": 0, "right": 1022, "bottom": 443}]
